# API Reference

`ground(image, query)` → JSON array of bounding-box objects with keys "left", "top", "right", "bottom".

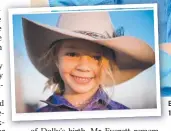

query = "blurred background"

[{"left": 12, "top": 8, "right": 157, "bottom": 113}]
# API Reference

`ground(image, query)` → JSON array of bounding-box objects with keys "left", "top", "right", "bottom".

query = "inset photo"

[{"left": 8, "top": 4, "right": 160, "bottom": 121}]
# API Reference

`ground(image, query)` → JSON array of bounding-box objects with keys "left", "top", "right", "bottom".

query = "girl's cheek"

[
  {"left": 58, "top": 57, "right": 101, "bottom": 74},
  {"left": 59, "top": 58, "right": 78, "bottom": 72},
  {"left": 99, "top": 59, "right": 110, "bottom": 83}
]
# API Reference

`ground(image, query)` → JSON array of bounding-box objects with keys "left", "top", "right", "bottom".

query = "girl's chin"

[
  {"left": 69, "top": 84, "right": 99, "bottom": 94},
  {"left": 71, "top": 86, "right": 93, "bottom": 93}
]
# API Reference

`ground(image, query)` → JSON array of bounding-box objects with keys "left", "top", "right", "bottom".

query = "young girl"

[{"left": 22, "top": 11, "right": 155, "bottom": 111}]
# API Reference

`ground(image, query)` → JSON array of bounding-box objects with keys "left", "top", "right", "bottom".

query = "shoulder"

[
  {"left": 36, "top": 95, "right": 57, "bottom": 112},
  {"left": 107, "top": 100, "right": 129, "bottom": 110}
]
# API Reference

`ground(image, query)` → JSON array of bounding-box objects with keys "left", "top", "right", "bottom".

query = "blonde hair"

[{"left": 40, "top": 39, "right": 117, "bottom": 95}]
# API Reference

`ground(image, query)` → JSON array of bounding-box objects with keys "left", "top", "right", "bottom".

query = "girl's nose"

[{"left": 76, "top": 56, "right": 91, "bottom": 72}]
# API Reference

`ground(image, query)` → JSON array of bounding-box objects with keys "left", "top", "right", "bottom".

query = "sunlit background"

[{"left": 12, "top": 9, "right": 158, "bottom": 113}]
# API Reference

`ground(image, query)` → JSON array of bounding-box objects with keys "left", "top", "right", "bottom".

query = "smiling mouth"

[{"left": 71, "top": 75, "right": 93, "bottom": 84}]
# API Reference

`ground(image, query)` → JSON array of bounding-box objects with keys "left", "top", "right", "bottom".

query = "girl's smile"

[
  {"left": 56, "top": 39, "right": 103, "bottom": 95},
  {"left": 70, "top": 74, "right": 94, "bottom": 85}
]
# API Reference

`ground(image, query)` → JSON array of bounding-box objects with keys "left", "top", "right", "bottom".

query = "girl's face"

[{"left": 56, "top": 39, "right": 103, "bottom": 95}]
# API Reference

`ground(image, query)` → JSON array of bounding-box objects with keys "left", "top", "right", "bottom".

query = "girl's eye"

[
  {"left": 66, "top": 52, "right": 79, "bottom": 57},
  {"left": 92, "top": 55, "right": 102, "bottom": 60}
]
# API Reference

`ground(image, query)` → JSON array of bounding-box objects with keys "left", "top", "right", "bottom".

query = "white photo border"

[{"left": 8, "top": 3, "right": 161, "bottom": 121}]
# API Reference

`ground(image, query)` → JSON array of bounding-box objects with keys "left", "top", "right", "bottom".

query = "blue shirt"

[
  {"left": 160, "top": 50, "right": 171, "bottom": 78},
  {"left": 48, "top": 0, "right": 170, "bottom": 43},
  {"left": 37, "top": 88, "right": 128, "bottom": 112}
]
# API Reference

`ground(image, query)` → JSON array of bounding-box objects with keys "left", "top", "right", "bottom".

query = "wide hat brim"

[{"left": 22, "top": 18, "right": 155, "bottom": 85}]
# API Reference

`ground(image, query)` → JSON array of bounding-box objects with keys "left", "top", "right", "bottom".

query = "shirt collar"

[{"left": 40, "top": 87, "right": 110, "bottom": 109}]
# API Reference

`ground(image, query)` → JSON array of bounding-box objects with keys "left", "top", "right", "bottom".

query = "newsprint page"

[{"left": 0, "top": 0, "right": 171, "bottom": 131}]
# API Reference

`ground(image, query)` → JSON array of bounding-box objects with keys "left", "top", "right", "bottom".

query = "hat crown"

[{"left": 57, "top": 12, "right": 114, "bottom": 38}]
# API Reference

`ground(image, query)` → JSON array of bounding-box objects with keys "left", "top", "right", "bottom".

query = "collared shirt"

[{"left": 37, "top": 88, "right": 128, "bottom": 112}]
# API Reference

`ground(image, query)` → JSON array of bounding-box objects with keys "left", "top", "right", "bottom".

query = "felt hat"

[{"left": 22, "top": 11, "right": 155, "bottom": 85}]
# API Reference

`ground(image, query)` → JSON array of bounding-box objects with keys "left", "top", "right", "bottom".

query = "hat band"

[
  {"left": 74, "top": 30, "right": 112, "bottom": 39},
  {"left": 74, "top": 27, "right": 124, "bottom": 39},
  {"left": 49, "top": 27, "right": 125, "bottom": 49}
]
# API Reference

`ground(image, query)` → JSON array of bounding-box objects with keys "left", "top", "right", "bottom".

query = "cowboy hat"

[{"left": 22, "top": 11, "right": 155, "bottom": 85}]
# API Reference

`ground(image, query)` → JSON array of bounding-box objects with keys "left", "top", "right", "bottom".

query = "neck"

[{"left": 63, "top": 87, "right": 99, "bottom": 109}]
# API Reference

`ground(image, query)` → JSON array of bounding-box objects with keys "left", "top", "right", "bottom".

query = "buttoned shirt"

[{"left": 37, "top": 88, "right": 128, "bottom": 112}]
